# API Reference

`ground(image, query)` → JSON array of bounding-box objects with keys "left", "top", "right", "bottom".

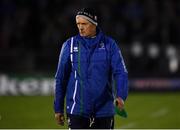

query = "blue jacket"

[{"left": 54, "top": 29, "right": 128, "bottom": 117}]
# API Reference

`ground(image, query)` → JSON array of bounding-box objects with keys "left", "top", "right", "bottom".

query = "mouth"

[
  {"left": 80, "top": 30, "right": 84, "bottom": 33},
  {"left": 80, "top": 31, "right": 85, "bottom": 35}
]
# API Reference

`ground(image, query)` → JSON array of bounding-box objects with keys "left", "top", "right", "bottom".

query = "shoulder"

[
  {"left": 61, "top": 35, "right": 79, "bottom": 48},
  {"left": 103, "top": 35, "right": 120, "bottom": 50},
  {"left": 65, "top": 35, "right": 80, "bottom": 44},
  {"left": 104, "top": 35, "right": 117, "bottom": 45},
  {"left": 103, "top": 35, "right": 122, "bottom": 54}
]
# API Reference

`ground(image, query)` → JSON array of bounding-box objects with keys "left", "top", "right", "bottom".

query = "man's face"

[{"left": 76, "top": 16, "right": 96, "bottom": 37}]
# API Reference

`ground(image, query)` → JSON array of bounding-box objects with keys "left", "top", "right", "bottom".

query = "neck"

[{"left": 88, "top": 32, "right": 96, "bottom": 38}]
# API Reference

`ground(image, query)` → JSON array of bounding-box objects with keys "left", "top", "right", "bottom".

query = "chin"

[{"left": 80, "top": 34, "right": 86, "bottom": 37}]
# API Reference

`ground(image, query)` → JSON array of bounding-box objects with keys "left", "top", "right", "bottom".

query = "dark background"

[
  {"left": 0, "top": 1, "right": 180, "bottom": 128},
  {"left": 0, "top": 0, "right": 180, "bottom": 78}
]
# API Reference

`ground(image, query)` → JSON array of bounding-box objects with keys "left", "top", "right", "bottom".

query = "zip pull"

[{"left": 89, "top": 117, "right": 95, "bottom": 127}]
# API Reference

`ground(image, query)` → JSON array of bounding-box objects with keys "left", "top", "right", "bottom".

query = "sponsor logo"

[
  {"left": 73, "top": 47, "right": 78, "bottom": 52},
  {"left": 0, "top": 75, "right": 54, "bottom": 95}
]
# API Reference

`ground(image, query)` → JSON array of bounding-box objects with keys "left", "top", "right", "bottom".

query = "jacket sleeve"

[
  {"left": 54, "top": 40, "right": 71, "bottom": 113},
  {"left": 111, "top": 40, "right": 128, "bottom": 101}
]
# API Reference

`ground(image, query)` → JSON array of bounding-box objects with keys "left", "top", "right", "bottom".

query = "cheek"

[
  {"left": 86, "top": 26, "right": 92, "bottom": 32},
  {"left": 88, "top": 28, "right": 94, "bottom": 34}
]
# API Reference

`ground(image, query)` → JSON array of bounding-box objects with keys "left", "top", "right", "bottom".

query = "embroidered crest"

[{"left": 99, "top": 42, "right": 105, "bottom": 49}]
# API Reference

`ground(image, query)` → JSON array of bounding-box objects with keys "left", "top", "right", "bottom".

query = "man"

[{"left": 54, "top": 8, "right": 128, "bottom": 129}]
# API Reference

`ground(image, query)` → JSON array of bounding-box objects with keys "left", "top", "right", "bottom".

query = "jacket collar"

[{"left": 77, "top": 27, "right": 104, "bottom": 48}]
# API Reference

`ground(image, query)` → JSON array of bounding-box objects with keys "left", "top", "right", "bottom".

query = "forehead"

[{"left": 76, "top": 16, "right": 91, "bottom": 24}]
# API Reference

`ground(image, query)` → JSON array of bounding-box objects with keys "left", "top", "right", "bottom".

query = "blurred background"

[{"left": 0, "top": 0, "right": 180, "bottom": 129}]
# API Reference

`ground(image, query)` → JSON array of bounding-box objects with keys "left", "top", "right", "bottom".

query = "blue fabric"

[{"left": 54, "top": 29, "right": 128, "bottom": 117}]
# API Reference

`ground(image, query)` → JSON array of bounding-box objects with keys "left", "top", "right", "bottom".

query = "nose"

[{"left": 79, "top": 24, "right": 84, "bottom": 30}]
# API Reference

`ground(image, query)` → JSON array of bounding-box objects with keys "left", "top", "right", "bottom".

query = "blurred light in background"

[
  {"left": 166, "top": 45, "right": 179, "bottom": 73},
  {"left": 166, "top": 45, "right": 177, "bottom": 58},
  {"left": 169, "top": 57, "right": 179, "bottom": 73},
  {"left": 131, "top": 41, "right": 143, "bottom": 58},
  {"left": 147, "top": 43, "right": 160, "bottom": 59}
]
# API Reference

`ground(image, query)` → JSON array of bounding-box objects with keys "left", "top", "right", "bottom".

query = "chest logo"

[
  {"left": 73, "top": 47, "right": 78, "bottom": 52},
  {"left": 99, "top": 42, "right": 105, "bottom": 50}
]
